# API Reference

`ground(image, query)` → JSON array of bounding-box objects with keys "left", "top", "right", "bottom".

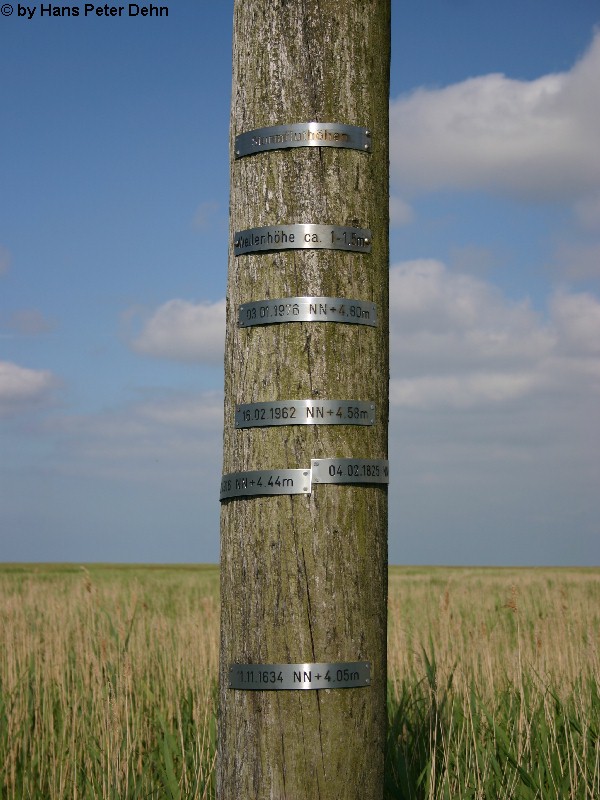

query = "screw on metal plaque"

[{"left": 220, "top": 469, "right": 312, "bottom": 500}]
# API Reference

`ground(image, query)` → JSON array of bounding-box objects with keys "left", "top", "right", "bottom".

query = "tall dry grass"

[
  {"left": 388, "top": 566, "right": 600, "bottom": 699},
  {"left": 0, "top": 564, "right": 598, "bottom": 798},
  {"left": 386, "top": 567, "right": 600, "bottom": 798},
  {"left": 0, "top": 564, "right": 219, "bottom": 799}
]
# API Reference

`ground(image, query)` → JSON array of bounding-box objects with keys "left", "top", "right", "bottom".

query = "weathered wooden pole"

[{"left": 219, "top": 2, "right": 390, "bottom": 798}]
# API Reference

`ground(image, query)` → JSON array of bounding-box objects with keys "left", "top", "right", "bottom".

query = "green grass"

[
  {"left": 385, "top": 651, "right": 599, "bottom": 799},
  {"left": 0, "top": 564, "right": 598, "bottom": 798}
]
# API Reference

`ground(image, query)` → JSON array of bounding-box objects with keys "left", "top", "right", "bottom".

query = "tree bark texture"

[{"left": 219, "top": 2, "right": 390, "bottom": 798}]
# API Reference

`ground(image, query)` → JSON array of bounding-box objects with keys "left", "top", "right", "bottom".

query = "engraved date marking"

[{"left": 235, "top": 401, "right": 375, "bottom": 428}]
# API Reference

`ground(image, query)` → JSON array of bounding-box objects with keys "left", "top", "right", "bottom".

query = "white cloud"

[
  {"left": 574, "top": 192, "right": 600, "bottom": 231},
  {"left": 0, "top": 360, "right": 56, "bottom": 416},
  {"left": 137, "top": 392, "right": 223, "bottom": 430},
  {"left": 386, "top": 260, "right": 600, "bottom": 564},
  {"left": 389, "top": 32, "right": 600, "bottom": 202},
  {"left": 390, "top": 259, "right": 551, "bottom": 351},
  {"left": 448, "top": 244, "right": 497, "bottom": 277},
  {"left": 130, "top": 298, "right": 225, "bottom": 364},
  {"left": 4, "top": 309, "right": 57, "bottom": 336},
  {"left": 48, "top": 390, "right": 223, "bottom": 484},
  {"left": 391, "top": 372, "right": 540, "bottom": 410},
  {"left": 551, "top": 241, "right": 600, "bottom": 281},
  {"left": 192, "top": 200, "right": 222, "bottom": 230},
  {"left": 550, "top": 289, "right": 600, "bottom": 355},
  {"left": 0, "top": 246, "right": 11, "bottom": 276},
  {"left": 389, "top": 195, "right": 414, "bottom": 227},
  {"left": 389, "top": 260, "right": 600, "bottom": 410}
]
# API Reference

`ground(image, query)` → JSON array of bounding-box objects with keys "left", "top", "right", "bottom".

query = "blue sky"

[{"left": 1, "top": 0, "right": 599, "bottom": 565}]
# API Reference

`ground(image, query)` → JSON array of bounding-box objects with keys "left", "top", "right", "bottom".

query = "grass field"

[{"left": 0, "top": 563, "right": 598, "bottom": 798}]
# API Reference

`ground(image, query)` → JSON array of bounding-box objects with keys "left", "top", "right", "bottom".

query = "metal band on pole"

[
  {"left": 234, "top": 224, "right": 371, "bottom": 255},
  {"left": 238, "top": 297, "right": 378, "bottom": 328},
  {"left": 235, "top": 400, "right": 375, "bottom": 429},
  {"left": 229, "top": 661, "right": 371, "bottom": 690},
  {"left": 235, "top": 122, "right": 371, "bottom": 158}
]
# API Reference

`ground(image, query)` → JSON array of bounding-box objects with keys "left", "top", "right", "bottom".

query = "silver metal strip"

[
  {"left": 229, "top": 661, "right": 371, "bottom": 690},
  {"left": 233, "top": 224, "right": 371, "bottom": 255},
  {"left": 235, "top": 400, "right": 375, "bottom": 428},
  {"left": 311, "top": 458, "right": 389, "bottom": 485},
  {"left": 235, "top": 123, "right": 371, "bottom": 159},
  {"left": 238, "top": 297, "right": 377, "bottom": 328},
  {"left": 220, "top": 469, "right": 311, "bottom": 500}
]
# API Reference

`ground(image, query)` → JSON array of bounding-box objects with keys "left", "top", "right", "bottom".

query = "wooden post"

[{"left": 219, "top": 2, "right": 390, "bottom": 797}]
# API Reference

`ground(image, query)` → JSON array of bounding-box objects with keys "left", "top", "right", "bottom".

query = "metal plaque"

[
  {"left": 235, "top": 400, "right": 375, "bottom": 428},
  {"left": 235, "top": 123, "right": 371, "bottom": 159},
  {"left": 234, "top": 225, "right": 371, "bottom": 255},
  {"left": 229, "top": 661, "right": 371, "bottom": 690},
  {"left": 238, "top": 297, "right": 377, "bottom": 328},
  {"left": 311, "top": 458, "right": 389, "bottom": 485},
  {"left": 220, "top": 469, "right": 311, "bottom": 500}
]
